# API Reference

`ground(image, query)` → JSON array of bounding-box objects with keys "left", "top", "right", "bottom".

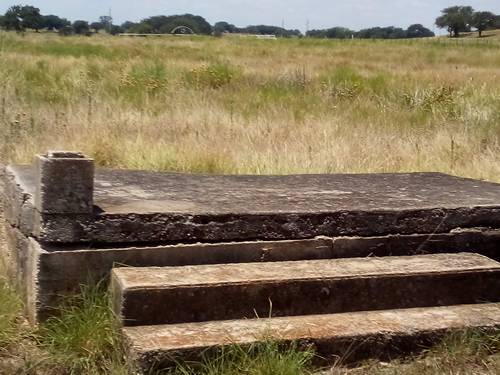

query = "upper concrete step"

[
  {"left": 20, "top": 228, "right": 500, "bottom": 323},
  {"left": 123, "top": 303, "right": 500, "bottom": 373},
  {"left": 4, "top": 162, "right": 500, "bottom": 243},
  {"left": 111, "top": 253, "right": 500, "bottom": 326}
]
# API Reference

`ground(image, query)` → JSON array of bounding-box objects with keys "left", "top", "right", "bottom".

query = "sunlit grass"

[
  {"left": 0, "top": 32, "right": 499, "bottom": 181},
  {"left": 356, "top": 329, "right": 500, "bottom": 375}
]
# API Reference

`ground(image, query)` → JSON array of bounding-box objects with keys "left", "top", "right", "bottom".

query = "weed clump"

[
  {"left": 37, "top": 283, "right": 126, "bottom": 374},
  {"left": 184, "top": 63, "right": 238, "bottom": 89},
  {"left": 169, "top": 341, "right": 315, "bottom": 375}
]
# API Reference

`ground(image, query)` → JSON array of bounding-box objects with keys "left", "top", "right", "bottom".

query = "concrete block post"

[{"left": 34, "top": 151, "right": 94, "bottom": 215}]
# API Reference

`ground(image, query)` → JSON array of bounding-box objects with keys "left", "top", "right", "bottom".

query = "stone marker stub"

[{"left": 35, "top": 151, "right": 94, "bottom": 215}]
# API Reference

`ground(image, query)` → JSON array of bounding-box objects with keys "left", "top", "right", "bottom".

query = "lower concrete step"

[
  {"left": 123, "top": 303, "right": 500, "bottom": 373},
  {"left": 111, "top": 253, "right": 500, "bottom": 326}
]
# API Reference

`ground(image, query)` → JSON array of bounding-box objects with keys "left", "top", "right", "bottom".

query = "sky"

[{"left": 1, "top": 1, "right": 499, "bottom": 33}]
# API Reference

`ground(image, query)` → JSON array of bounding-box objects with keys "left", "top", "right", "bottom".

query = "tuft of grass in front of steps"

[
  {"left": 168, "top": 341, "right": 315, "bottom": 375},
  {"left": 37, "top": 282, "right": 128, "bottom": 374},
  {"left": 0, "top": 272, "right": 128, "bottom": 374}
]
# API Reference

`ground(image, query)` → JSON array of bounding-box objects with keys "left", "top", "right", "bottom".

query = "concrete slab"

[
  {"left": 6, "top": 165, "right": 500, "bottom": 244},
  {"left": 123, "top": 303, "right": 500, "bottom": 372},
  {"left": 111, "top": 253, "right": 500, "bottom": 326}
]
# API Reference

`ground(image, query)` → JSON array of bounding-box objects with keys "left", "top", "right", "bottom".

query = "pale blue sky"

[{"left": 1, "top": 1, "right": 499, "bottom": 32}]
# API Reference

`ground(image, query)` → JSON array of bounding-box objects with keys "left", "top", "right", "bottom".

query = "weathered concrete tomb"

[{"left": 2, "top": 151, "right": 500, "bottom": 373}]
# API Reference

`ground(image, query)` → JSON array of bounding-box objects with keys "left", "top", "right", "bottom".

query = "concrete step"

[
  {"left": 123, "top": 303, "right": 500, "bottom": 373},
  {"left": 111, "top": 253, "right": 500, "bottom": 326}
]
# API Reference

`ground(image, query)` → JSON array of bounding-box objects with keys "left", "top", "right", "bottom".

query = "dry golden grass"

[{"left": 0, "top": 31, "right": 499, "bottom": 181}]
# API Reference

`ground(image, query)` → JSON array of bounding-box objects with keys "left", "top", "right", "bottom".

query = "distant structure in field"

[
  {"left": 224, "top": 33, "right": 277, "bottom": 39},
  {"left": 119, "top": 33, "right": 194, "bottom": 37},
  {"left": 170, "top": 25, "right": 195, "bottom": 35}
]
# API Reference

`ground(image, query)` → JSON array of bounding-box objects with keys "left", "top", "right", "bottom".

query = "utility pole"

[{"left": 108, "top": 7, "right": 112, "bottom": 33}]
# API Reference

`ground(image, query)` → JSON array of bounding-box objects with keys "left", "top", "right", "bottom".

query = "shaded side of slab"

[
  {"left": 35, "top": 206, "right": 500, "bottom": 244},
  {"left": 111, "top": 254, "right": 500, "bottom": 326},
  {"left": 331, "top": 228, "right": 500, "bottom": 261},
  {"left": 123, "top": 303, "right": 500, "bottom": 372}
]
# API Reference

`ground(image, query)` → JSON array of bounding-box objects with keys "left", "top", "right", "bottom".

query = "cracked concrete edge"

[
  {"left": 34, "top": 206, "right": 500, "bottom": 244},
  {"left": 5, "top": 163, "right": 500, "bottom": 245},
  {"left": 1, "top": 165, "right": 36, "bottom": 236}
]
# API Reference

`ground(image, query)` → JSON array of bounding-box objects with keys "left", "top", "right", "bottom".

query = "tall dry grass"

[{"left": 0, "top": 32, "right": 499, "bottom": 181}]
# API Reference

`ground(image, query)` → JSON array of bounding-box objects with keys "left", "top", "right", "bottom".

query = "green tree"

[
  {"left": 4, "top": 5, "right": 23, "bottom": 31},
  {"left": 42, "top": 15, "right": 70, "bottom": 31},
  {"left": 356, "top": 26, "right": 407, "bottom": 39},
  {"left": 99, "top": 15, "right": 112, "bottom": 32},
  {"left": 307, "top": 27, "right": 354, "bottom": 39},
  {"left": 58, "top": 25, "right": 73, "bottom": 36},
  {"left": 471, "top": 11, "right": 496, "bottom": 37},
  {"left": 436, "top": 6, "right": 474, "bottom": 37},
  {"left": 3, "top": 5, "right": 43, "bottom": 31},
  {"left": 19, "top": 5, "right": 42, "bottom": 31},
  {"left": 214, "top": 21, "right": 238, "bottom": 34},
  {"left": 72, "top": 20, "right": 90, "bottom": 35},
  {"left": 109, "top": 24, "right": 123, "bottom": 35},
  {"left": 133, "top": 14, "right": 212, "bottom": 35},
  {"left": 406, "top": 24, "right": 435, "bottom": 38},
  {"left": 0, "top": 15, "right": 5, "bottom": 29},
  {"left": 241, "top": 25, "right": 301, "bottom": 37},
  {"left": 121, "top": 21, "right": 137, "bottom": 32},
  {"left": 130, "top": 22, "right": 154, "bottom": 34},
  {"left": 90, "top": 22, "right": 104, "bottom": 33}
]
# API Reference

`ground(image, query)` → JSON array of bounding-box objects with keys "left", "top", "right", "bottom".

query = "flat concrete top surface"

[
  {"left": 113, "top": 253, "right": 499, "bottom": 289},
  {"left": 10, "top": 166, "right": 500, "bottom": 215},
  {"left": 124, "top": 303, "right": 500, "bottom": 351}
]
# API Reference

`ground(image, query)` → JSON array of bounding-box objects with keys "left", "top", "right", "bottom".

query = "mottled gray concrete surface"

[
  {"left": 123, "top": 303, "right": 500, "bottom": 371},
  {"left": 114, "top": 253, "right": 499, "bottom": 288},
  {"left": 14, "top": 166, "right": 500, "bottom": 214},
  {"left": 111, "top": 253, "right": 500, "bottom": 326}
]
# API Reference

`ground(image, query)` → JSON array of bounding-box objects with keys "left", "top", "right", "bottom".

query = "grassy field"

[
  {"left": 1, "top": 31, "right": 500, "bottom": 373},
  {"left": 0, "top": 31, "right": 499, "bottom": 181}
]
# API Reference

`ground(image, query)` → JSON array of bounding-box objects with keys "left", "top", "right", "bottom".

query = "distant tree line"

[
  {"left": 0, "top": 4, "right": 498, "bottom": 39},
  {"left": 306, "top": 24, "right": 435, "bottom": 39},
  {"left": 212, "top": 22, "right": 301, "bottom": 37},
  {"left": 0, "top": 5, "right": 125, "bottom": 35}
]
